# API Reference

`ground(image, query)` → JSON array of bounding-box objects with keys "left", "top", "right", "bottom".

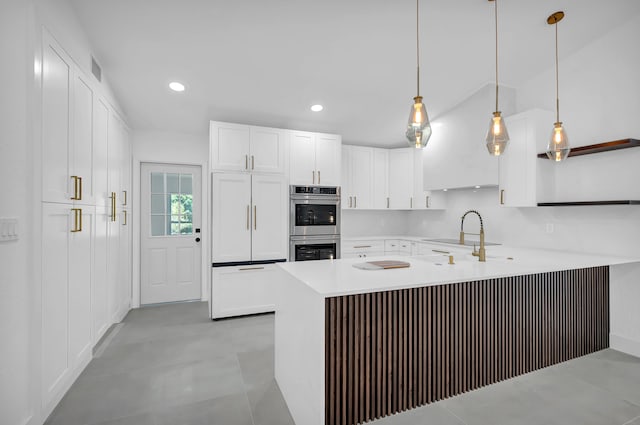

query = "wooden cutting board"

[{"left": 353, "top": 260, "right": 410, "bottom": 270}]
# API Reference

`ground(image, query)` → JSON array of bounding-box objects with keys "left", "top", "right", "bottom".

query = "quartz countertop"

[{"left": 277, "top": 244, "right": 640, "bottom": 297}]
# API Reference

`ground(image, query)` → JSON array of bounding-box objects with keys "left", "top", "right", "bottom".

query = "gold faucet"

[{"left": 459, "top": 210, "right": 486, "bottom": 262}]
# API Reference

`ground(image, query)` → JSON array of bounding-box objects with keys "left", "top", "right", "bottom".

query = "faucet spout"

[{"left": 460, "top": 210, "right": 486, "bottom": 262}]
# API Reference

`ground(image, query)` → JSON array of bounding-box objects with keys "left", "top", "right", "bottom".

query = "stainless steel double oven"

[{"left": 289, "top": 185, "right": 341, "bottom": 261}]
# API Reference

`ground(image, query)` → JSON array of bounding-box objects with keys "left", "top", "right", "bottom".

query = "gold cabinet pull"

[
  {"left": 387, "top": 197, "right": 390, "bottom": 209},
  {"left": 70, "top": 176, "right": 80, "bottom": 200},
  {"left": 239, "top": 266, "right": 264, "bottom": 271},
  {"left": 122, "top": 210, "right": 127, "bottom": 226},
  {"left": 122, "top": 190, "right": 127, "bottom": 206},
  {"left": 245, "top": 155, "right": 248, "bottom": 170},
  {"left": 500, "top": 189, "right": 505, "bottom": 205},
  {"left": 254, "top": 205, "right": 257, "bottom": 230},
  {"left": 110, "top": 192, "right": 117, "bottom": 222},
  {"left": 318, "top": 170, "right": 321, "bottom": 184},
  {"left": 246, "top": 205, "right": 250, "bottom": 230},
  {"left": 71, "top": 208, "right": 82, "bottom": 232},
  {"left": 312, "top": 170, "right": 316, "bottom": 185},
  {"left": 410, "top": 197, "right": 413, "bottom": 208},
  {"left": 353, "top": 245, "right": 372, "bottom": 249},
  {"left": 348, "top": 196, "right": 352, "bottom": 208},
  {"left": 426, "top": 196, "right": 430, "bottom": 208},
  {"left": 251, "top": 155, "right": 255, "bottom": 170},
  {"left": 354, "top": 196, "right": 357, "bottom": 208}
]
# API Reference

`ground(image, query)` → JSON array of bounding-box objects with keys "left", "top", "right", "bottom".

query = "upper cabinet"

[
  {"left": 342, "top": 146, "right": 373, "bottom": 209},
  {"left": 388, "top": 148, "right": 414, "bottom": 209},
  {"left": 210, "top": 121, "right": 287, "bottom": 174},
  {"left": 290, "top": 131, "right": 341, "bottom": 186},
  {"left": 498, "top": 109, "right": 554, "bottom": 207},
  {"left": 372, "top": 149, "right": 389, "bottom": 209}
]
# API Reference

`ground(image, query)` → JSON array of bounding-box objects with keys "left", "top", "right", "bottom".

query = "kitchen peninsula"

[{"left": 274, "top": 245, "right": 640, "bottom": 425}]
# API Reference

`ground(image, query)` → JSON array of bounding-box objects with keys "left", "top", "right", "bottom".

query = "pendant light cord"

[
  {"left": 555, "top": 21, "right": 560, "bottom": 123},
  {"left": 416, "top": 0, "right": 420, "bottom": 96},
  {"left": 494, "top": 0, "right": 499, "bottom": 112}
]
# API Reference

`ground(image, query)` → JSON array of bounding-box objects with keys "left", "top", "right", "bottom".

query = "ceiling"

[{"left": 69, "top": 0, "right": 640, "bottom": 147}]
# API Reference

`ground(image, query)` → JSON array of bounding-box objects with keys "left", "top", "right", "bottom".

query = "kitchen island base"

[{"left": 276, "top": 266, "right": 611, "bottom": 425}]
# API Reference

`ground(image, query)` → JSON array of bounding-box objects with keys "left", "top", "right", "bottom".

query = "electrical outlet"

[
  {"left": 0, "top": 218, "right": 19, "bottom": 242},
  {"left": 545, "top": 223, "right": 554, "bottom": 234}
]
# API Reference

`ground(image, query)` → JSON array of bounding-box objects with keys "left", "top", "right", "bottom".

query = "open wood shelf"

[
  {"left": 537, "top": 200, "right": 640, "bottom": 207},
  {"left": 537, "top": 138, "right": 640, "bottom": 159}
]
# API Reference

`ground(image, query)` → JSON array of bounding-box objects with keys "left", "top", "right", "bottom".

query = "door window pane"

[{"left": 149, "top": 172, "right": 194, "bottom": 236}]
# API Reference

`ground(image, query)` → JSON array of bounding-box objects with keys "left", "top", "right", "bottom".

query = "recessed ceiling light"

[
  {"left": 169, "top": 82, "right": 185, "bottom": 92},
  {"left": 310, "top": 104, "right": 323, "bottom": 112},
  {"left": 475, "top": 185, "right": 481, "bottom": 189},
  {"left": 443, "top": 189, "right": 448, "bottom": 192}
]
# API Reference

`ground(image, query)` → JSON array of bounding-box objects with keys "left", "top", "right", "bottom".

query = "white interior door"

[{"left": 141, "top": 163, "right": 202, "bottom": 305}]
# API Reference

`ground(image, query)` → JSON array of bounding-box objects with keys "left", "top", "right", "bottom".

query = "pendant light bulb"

[
  {"left": 486, "top": 0, "right": 509, "bottom": 156},
  {"left": 546, "top": 11, "right": 570, "bottom": 162},
  {"left": 406, "top": 0, "right": 432, "bottom": 149}
]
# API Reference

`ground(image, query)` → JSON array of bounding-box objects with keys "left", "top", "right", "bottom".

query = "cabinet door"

[
  {"left": 250, "top": 126, "right": 286, "bottom": 174},
  {"left": 106, "top": 203, "right": 120, "bottom": 322},
  {"left": 388, "top": 149, "right": 414, "bottom": 209},
  {"left": 212, "top": 173, "right": 252, "bottom": 262},
  {"left": 289, "top": 131, "right": 316, "bottom": 185},
  {"left": 341, "top": 146, "right": 352, "bottom": 208},
  {"left": 42, "top": 35, "right": 72, "bottom": 204},
  {"left": 108, "top": 111, "right": 122, "bottom": 218},
  {"left": 120, "top": 129, "right": 131, "bottom": 209},
  {"left": 118, "top": 208, "right": 131, "bottom": 315},
  {"left": 349, "top": 146, "right": 373, "bottom": 209},
  {"left": 92, "top": 207, "right": 110, "bottom": 344},
  {"left": 251, "top": 174, "right": 288, "bottom": 261},
  {"left": 71, "top": 72, "right": 96, "bottom": 206},
  {"left": 210, "top": 122, "right": 251, "bottom": 171},
  {"left": 211, "top": 265, "right": 278, "bottom": 318},
  {"left": 41, "top": 203, "right": 70, "bottom": 406},
  {"left": 315, "top": 133, "right": 341, "bottom": 186},
  {"left": 372, "top": 149, "right": 389, "bottom": 209},
  {"left": 68, "top": 207, "right": 94, "bottom": 367},
  {"left": 93, "top": 98, "right": 109, "bottom": 208}
]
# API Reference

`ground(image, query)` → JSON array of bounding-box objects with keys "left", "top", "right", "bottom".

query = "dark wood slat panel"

[{"left": 324, "top": 266, "right": 610, "bottom": 425}]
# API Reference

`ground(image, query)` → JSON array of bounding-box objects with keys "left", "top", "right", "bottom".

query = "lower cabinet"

[
  {"left": 384, "top": 239, "right": 412, "bottom": 255},
  {"left": 41, "top": 203, "right": 94, "bottom": 410},
  {"left": 341, "top": 239, "right": 385, "bottom": 259},
  {"left": 211, "top": 264, "right": 284, "bottom": 319}
]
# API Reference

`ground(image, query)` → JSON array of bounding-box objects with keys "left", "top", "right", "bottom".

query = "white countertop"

[{"left": 278, "top": 244, "right": 640, "bottom": 297}]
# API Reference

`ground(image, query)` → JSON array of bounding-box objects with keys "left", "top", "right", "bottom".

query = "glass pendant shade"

[
  {"left": 546, "top": 122, "right": 570, "bottom": 161},
  {"left": 406, "top": 96, "right": 432, "bottom": 149},
  {"left": 485, "top": 111, "right": 509, "bottom": 155}
]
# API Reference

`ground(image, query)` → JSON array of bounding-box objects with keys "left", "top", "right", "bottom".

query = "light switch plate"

[{"left": 0, "top": 218, "right": 19, "bottom": 242}]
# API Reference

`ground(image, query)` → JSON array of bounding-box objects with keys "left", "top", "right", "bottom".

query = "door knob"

[{"left": 195, "top": 237, "right": 201, "bottom": 242}]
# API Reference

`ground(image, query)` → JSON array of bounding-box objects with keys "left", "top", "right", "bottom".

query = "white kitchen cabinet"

[
  {"left": 211, "top": 264, "right": 284, "bottom": 319},
  {"left": 372, "top": 148, "right": 389, "bottom": 209},
  {"left": 388, "top": 148, "right": 414, "bottom": 209},
  {"left": 384, "top": 239, "right": 412, "bottom": 255},
  {"left": 210, "top": 122, "right": 287, "bottom": 174},
  {"left": 342, "top": 146, "right": 373, "bottom": 209},
  {"left": 92, "top": 208, "right": 110, "bottom": 344},
  {"left": 290, "top": 130, "right": 341, "bottom": 186},
  {"left": 412, "top": 149, "right": 447, "bottom": 210},
  {"left": 212, "top": 173, "right": 287, "bottom": 263},
  {"left": 341, "top": 146, "right": 351, "bottom": 207},
  {"left": 342, "top": 239, "right": 385, "bottom": 258},
  {"left": 42, "top": 33, "right": 98, "bottom": 206},
  {"left": 41, "top": 203, "right": 94, "bottom": 409},
  {"left": 498, "top": 109, "right": 554, "bottom": 207},
  {"left": 93, "top": 97, "right": 109, "bottom": 209}
]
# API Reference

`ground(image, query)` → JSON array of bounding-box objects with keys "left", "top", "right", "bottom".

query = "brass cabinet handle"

[
  {"left": 246, "top": 205, "right": 250, "bottom": 230},
  {"left": 353, "top": 245, "right": 372, "bottom": 248},
  {"left": 312, "top": 170, "right": 315, "bottom": 185},
  {"left": 387, "top": 197, "right": 390, "bottom": 209},
  {"left": 122, "top": 210, "right": 127, "bottom": 226},
  {"left": 71, "top": 208, "right": 82, "bottom": 232},
  {"left": 354, "top": 196, "right": 357, "bottom": 208},
  {"left": 500, "top": 189, "right": 505, "bottom": 205},
  {"left": 251, "top": 155, "right": 255, "bottom": 170},
  {"left": 254, "top": 205, "right": 257, "bottom": 230},
  {"left": 110, "top": 192, "right": 116, "bottom": 222},
  {"left": 78, "top": 177, "right": 83, "bottom": 201},
  {"left": 239, "top": 266, "right": 265, "bottom": 271},
  {"left": 410, "top": 197, "right": 413, "bottom": 208},
  {"left": 122, "top": 190, "right": 127, "bottom": 206},
  {"left": 432, "top": 249, "right": 450, "bottom": 254},
  {"left": 318, "top": 170, "right": 321, "bottom": 184},
  {"left": 70, "top": 176, "right": 80, "bottom": 200},
  {"left": 426, "top": 196, "right": 430, "bottom": 208},
  {"left": 349, "top": 196, "right": 352, "bottom": 208},
  {"left": 245, "top": 155, "right": 248, "bottom": 170}
]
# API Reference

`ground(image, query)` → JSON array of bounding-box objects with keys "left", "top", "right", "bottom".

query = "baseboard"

[{"left": 610, "top": 333, "right": 640, "bottom": 358}]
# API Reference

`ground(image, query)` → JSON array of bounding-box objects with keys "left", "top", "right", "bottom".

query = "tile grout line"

[{"left": 440, "top": 403, "right": 470, "bottom": 425}]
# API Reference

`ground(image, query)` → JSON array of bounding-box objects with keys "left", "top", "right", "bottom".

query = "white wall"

[
  {"left": 132, "top": 131, "right": 209, "bottom": 305},
  {"left": 0, "top": 2, "right": 35, "bottom": 424}
]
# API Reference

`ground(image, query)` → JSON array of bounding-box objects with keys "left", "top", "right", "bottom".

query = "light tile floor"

[{"left": 46, "top": 302, "right": 640, "bottom": 425}]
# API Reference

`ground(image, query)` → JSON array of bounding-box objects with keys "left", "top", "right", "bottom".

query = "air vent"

[{"left": 91, "top": 56, "right": 102, "bottom": 82}]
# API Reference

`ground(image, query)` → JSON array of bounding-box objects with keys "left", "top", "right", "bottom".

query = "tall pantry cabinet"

[{"left": 39, "top": 29, "right": 132, "bottom": 415}]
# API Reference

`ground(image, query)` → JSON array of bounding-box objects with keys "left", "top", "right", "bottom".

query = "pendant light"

[
  {"left": 406, "top": 0, "right": 432, "bottom": 149},
  {"left": 546, "top": 11, "right": 570, "bottom": 161},
  {"left": 485, "top": 0, "right": 509, "bottom": 156}
]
